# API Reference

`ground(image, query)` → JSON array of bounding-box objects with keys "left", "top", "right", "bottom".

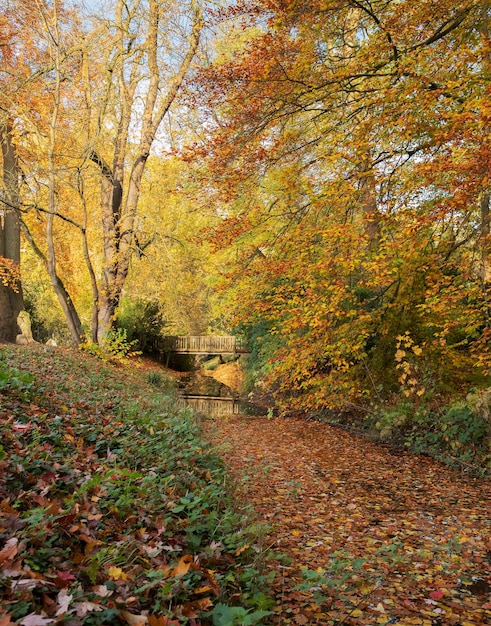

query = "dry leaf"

[
  {"left": 92, "top": 585, "right": 113, "bottom": 597},
  {"left": 0, "top": 538, "right": 18, "bottom": 565},
  {"left": 172, "top": 554, "right": 193, "bottom": 576},
  {"left": 73, "top": 602, "right": 104, "bottom": 618},
  {"left": 108, "top": 566, "right": 128, "bottom": 580},
  {"left": 120, "top": 610, "right": 149, "bottom": 625},
  {"left": 55, "top": 589, "right": 73, "bottom": 616},
  {"left": 20, "top": 615, "right": 54, "bottom": 626}
]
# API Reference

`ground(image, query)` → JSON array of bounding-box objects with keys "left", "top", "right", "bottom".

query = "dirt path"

[{"left": 203, "top": 416, "right": 491, "bottom": 626}]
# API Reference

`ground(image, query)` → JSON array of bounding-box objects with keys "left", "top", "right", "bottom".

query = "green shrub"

[
  {"left": 80, "top": 328, "right": 141, "bottom": 361},
  {"left": 23, "top": 279, "right": 73, "bottom": 344},
  {"left": 103, "top": 328, "right": 141, "bottom": 359},
  {"left": 116, "top": 297, "right": 165, "bottom": 353},
  {"left": 378, "top": 391, "right": 491, "bottom": 473}
]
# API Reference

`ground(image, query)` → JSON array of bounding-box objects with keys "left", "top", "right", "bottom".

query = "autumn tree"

[
  {"left": 81, "top": 0, "right": 204, "bottom": 343},
  {"left": 3, "top": 0, "right": 205, "bottom": 345},
  {"left": 196, "top": 0, "right": 491, "bottom": 410},
  {"left": 122, "top": 156, "right": 220, "bottom": 337}
]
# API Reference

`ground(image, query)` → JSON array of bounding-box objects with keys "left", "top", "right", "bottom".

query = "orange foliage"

[
  {"left": 0, "top": 257, "right": 21, "bottom": 291},
  {"left": 196, "top": 0, "right": 491, "bottom": 410}
]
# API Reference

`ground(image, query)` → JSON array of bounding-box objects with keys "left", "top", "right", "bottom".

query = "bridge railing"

[
  {"left": 159, "top": 335, "right": 248, "bottom": 354},
  {"left": 179, "top": 396, "right": 240, "bottom": 416}
]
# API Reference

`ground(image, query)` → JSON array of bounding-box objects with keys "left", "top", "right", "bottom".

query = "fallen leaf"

[
  {"left": 235, "top": 544, "right": 250, "bottom": 556},
  {"left": 120, "top": 610, "right": 148, "bottom": 625},
  {"left": 55, "top": 589, "right": 73, "bottom": 616},
  {"left": 192, "top": 598, "right": 213, "bottom": 611},
  {"left": 108, "top": 566, "right": 128, "bottom": 580},
  {"left": 12, "top": 578, "right": 52, "bottom": 591},
  {"left": 73, "top": 602, "right": 104, "bottom": 617},
  {"left": 20, "top": 615, "right": 54, "bottom": 626},
  {"left": 429, "top": 589, "right": 445, "bottom": 600},
  {"left": 193, "top": 585, "right": 213, "bottom": 595},
  {"left": 172, "top": 554, "right": 193, "bottom": 576},
  {"left": 13, "top": 422, "right": 30, "bottom": 432},
  {"left": 54, "top": 570, "right": 77, "bottom": 588},
  {"left": 0, "top": 538, "right": 18, "bottom": 565},
  {"left": 92, "top": 584, "right": 113, "bottom": 597},
  {"left": 148, "top": 617, "right": 176, "bottom": 626}
]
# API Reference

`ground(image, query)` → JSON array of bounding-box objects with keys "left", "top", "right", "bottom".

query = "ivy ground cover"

[{"left": 0, "top": 345, "right": 270, "bottom": 625}]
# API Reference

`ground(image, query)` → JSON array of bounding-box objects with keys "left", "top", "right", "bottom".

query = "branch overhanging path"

[{"left": 204, "top": 416, "right": 491, "bottom": 625}]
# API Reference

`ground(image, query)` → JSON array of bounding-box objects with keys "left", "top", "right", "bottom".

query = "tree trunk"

[
  {"left": 0, "top": 117, "right": 25, "bottom": 341},
  {"left": 44, "top": 1, "right": 86, "bottom": 346},
  {"left": 481, "top": 191, "right": 491, "bottom": 287},
  {"left": 479, "top": 6, "right": 490, "bottom": 288}
]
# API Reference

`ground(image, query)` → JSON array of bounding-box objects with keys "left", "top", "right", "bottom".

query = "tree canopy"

[
  {"left": 1, "top": 0, "right": 490, "bottom": 417},
  {"left": 192, "top": 0, "right": 491, "bottom": 411}
]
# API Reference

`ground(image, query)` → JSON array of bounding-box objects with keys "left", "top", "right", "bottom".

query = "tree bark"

[
  {"left": 0, "top": 117, "right": 25, "bottom": 341},
  {"left": 479, "top": 3, "right": 491, "bottom": 287}
]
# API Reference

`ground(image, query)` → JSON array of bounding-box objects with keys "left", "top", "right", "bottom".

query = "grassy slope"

[{"left": 0, "top": 344, "right": 272, "bottom": 625}]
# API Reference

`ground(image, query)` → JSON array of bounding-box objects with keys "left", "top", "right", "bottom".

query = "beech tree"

[
  {"left": 196, "top": 0, "right": 491, "bottom": 409},
  {"left": 81, "top": 0, "right": 204, "bottom": 343}
]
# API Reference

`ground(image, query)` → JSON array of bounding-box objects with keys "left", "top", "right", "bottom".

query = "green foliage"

[
  {"left": 0, "top": 356, "right": 34, "bottom": 396},
  {"left": 209, "top": 603, "right": 271, "bottom": 625},
  {"left": 23, "top": 275, "right": 73, "bottom": 344},
  {"left": 297, "top": 552, "right": 367, "bottom": 605},
  {"left": 236, "top": 320, "right": 282, "bottom": 394},
  {"left": 374, "top": 391, "right": 491, "bottom": 473},
  {"left": 116, "top": 297, "right": 165, "bottom": 353},
  {"left": 80, "top": 328, "right": 141, "bottom": 361},
  {"left": 103, "top": 328, "right": 141, "bottom": 359},
  {"left": 147, "top": 370, "right": 164, "bottom": 386},
  {"left": 296, "top": 537, "right": 468, "bottom": 620}
]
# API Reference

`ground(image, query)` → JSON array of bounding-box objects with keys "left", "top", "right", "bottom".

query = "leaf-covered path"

[{"left": 204, "top": 416, "right": 491, "bottom": 625}]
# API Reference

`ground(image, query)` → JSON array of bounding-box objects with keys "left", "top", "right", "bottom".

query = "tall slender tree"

[{"left": 0, "top": 7, "right": 27, "bottom": 341}]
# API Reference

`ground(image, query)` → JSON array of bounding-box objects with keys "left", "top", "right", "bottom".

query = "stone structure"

[{"left": 15, "top": 310, "right": 36, "bottom": 345}]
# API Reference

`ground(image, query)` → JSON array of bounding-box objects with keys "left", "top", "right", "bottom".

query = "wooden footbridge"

[
  {"left": 179, "top": 395, "right": 241, "bottom": 416},
  {"left": 160, "top": 335, "right": 249, "bottom": 356}
]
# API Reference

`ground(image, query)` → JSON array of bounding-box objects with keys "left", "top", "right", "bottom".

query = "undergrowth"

[
  {"left": 370, "top": 392, "right": 491, "bottom": 476},
  {"left": 0, "top": 345, "right": 273, "bottom": 625}
]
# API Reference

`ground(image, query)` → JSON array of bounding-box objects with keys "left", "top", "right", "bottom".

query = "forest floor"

[{"left": 203, "top": 414, "right": 491, "bottom": 626}]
